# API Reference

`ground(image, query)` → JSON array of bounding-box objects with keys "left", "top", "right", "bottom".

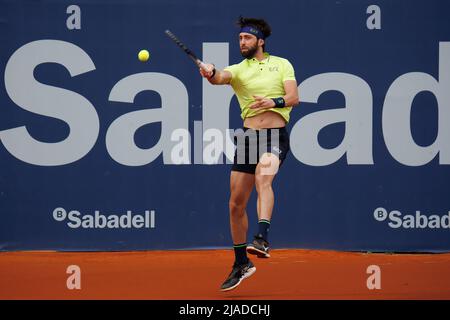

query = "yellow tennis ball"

[{"left": 138, "top": 49, "right": 150, "bottom": 62}]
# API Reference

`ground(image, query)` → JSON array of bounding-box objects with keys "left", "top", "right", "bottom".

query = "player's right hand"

[{"left": 199, "top": 63, "right": 215, "bottom": 78}]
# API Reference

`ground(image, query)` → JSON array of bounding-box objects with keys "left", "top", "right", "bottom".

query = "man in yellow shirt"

[{"left": 200, "top": 16, "right": 299, "bottom": 291}]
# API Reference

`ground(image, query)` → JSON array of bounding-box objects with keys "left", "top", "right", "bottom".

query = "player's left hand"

[{"left": 249, "top": 95, "right": 276, "bottom": 109}]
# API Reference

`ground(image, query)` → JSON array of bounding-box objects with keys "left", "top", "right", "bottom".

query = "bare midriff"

[{"left": 243, "top": 110, "right": 286, "bottom": 129}]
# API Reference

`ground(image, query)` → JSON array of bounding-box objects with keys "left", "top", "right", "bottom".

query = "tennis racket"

[{"left": 164, "top": 29, "right": 209, "bottom": 72}]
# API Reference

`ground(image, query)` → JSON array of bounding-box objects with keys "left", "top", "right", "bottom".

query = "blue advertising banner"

[{"left": 1, "top": 0, "right": 449, "bottom": 251}]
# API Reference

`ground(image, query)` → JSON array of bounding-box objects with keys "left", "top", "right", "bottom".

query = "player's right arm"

[{"left": 199, "top": 63, "right": 232, "bottom": 85}]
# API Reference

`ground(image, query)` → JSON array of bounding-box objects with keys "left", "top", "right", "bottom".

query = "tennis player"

[{"left": 199, "top": 16, "right": 299, "bottom": 291}]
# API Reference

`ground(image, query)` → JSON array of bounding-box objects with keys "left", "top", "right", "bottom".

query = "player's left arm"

[
  {"left": 249, "top": 80, "right": 299, "bottom": 110},
  {"left": 282, "top": 80, "right": 299, "bottom": 107}
]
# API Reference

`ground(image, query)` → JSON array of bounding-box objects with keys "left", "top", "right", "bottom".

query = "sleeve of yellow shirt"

[
  {"left": 282, "top": 59, "right": 296, "bottom": 82},
  {"left": 224, "top": 63, "right": 241, "bottom": 85}
]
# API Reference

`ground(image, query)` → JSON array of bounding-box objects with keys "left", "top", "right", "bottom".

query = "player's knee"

[
  {"left": 255, "top": 175, "right": 272, "bottom": 193},
  {"left": 228, "top": 199, "right": 246, "bottom": 216}
]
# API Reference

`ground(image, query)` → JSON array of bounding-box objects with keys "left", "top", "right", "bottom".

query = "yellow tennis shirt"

[{"left": 224, "top": 52, "right": 296, "bottom": 123}]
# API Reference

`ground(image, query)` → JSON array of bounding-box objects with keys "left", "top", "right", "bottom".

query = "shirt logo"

[{"left": 269, "top": 66, "right": 279, "bottom": 72}]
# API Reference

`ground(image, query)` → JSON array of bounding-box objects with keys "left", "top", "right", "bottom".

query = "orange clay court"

[{"left": 1, "top": 249, "right": 449, "bottom": 300}]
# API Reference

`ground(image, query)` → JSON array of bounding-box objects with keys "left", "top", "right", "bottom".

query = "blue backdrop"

[{"left": 1, "top": 0, "right": 449, "bottom": 251}]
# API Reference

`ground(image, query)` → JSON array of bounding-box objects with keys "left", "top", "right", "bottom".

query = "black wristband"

[
  {"left": 209, "top": 67, "right": 216, "bottom": 79},
  {"left": 271, "top": 97, "right": 286, "bottom": 108}
]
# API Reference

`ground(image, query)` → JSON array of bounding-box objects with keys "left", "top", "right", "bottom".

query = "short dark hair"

[{"left": 237, "top": 16, "right": 272, "bottom": 50}]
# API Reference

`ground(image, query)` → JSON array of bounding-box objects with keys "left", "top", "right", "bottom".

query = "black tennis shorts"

[{"left": 231, "top": 127, "right": 290, "bottom": 174}]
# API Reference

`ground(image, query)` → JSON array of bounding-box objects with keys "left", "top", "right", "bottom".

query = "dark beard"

[{"left": 240, "top": 44, "right": 258, "bottom": 59}]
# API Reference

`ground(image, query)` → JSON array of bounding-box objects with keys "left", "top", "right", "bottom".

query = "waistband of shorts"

[{"left": 242, "top": 127, "right": 288, "bottom": 134}]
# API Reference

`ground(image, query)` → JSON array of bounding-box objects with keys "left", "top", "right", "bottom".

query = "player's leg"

[
  {"left": 246, "top": 155, "right": 280, "bottom": 258},
  {"left": 257, "top": 194, "right": 261, "bottom": 220},
  {"left": 248, "top": 127, "right": 290, "bottom": 258},
  {"left": 229, "top": 170, "right": 254, "bottom": 246},
  {"left": 256, "top": 163, "right": 278, "bottom": 218},
  {"left": 220, "top": 170, "right": 256, "bottom": 291}
]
